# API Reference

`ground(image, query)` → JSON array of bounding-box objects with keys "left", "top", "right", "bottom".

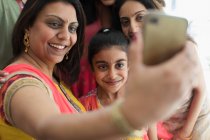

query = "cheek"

[
  {"left": 71, "top": 34, "right": 77, "bottom": 46},
  {"left": 94, "top": 71, "right": 105, "bottom": 82},
  {"left": 122, "top": 70, "right": 128, "bottom": 81},
  {"left": 121, "top": 27, "right": 129, "bottom": 38}
]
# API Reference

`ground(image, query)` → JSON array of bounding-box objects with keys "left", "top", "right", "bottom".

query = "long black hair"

[{"left": 12, "top": 0, "right": 86, "bottom": 84}]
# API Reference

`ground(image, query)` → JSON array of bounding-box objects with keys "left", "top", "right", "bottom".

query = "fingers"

[
  {"left": 128, "top": 32, "right": 144, "bottom": 69},
  {"left": 0, "top": 70, "right": 9, "bottom": 83}
]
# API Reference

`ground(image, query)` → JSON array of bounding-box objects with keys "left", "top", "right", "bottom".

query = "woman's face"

[
  {"left": 100, "top": 0, "right": 116, "bottom": 6},
  {"left": 28, "top": 2, "right": 78, "bottom": 65},
  {"left": 92, "top": 47, "right": 128, "bottom": 94},
  {"left": 119, "top": 0, "right": 147, "bottom": 41}
]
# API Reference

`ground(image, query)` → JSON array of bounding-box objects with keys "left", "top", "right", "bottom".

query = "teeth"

[{"left": 50, "top": 43, "right": 65, "bottom": 49}]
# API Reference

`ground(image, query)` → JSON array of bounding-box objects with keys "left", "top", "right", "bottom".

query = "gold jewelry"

[
  {"left": 178, "top": 131, "right": 192, "bottom": 140},
  {"left": 23, "top": 31, "right": 30, "bottom": 53},
  {"left": 65, "top": 52, "right": 69, "bottom": 60},
  {"left": 111, "top": 99, "right": 134, "bottom": 135}
]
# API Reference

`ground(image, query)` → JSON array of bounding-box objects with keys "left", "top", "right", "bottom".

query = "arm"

[
  {"left": 176, "top": 45, "right": 206, "bottom": 139},
  {"left": 8, "top": 38, "right": 202, "bottom": 140}
]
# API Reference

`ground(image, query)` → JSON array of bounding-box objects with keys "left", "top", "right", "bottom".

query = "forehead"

[
  {"left": 119, "top": 0, "right": 147, "bottom": 17},
  {"left": 38, "top": 2, "right": 77, "bottom": 21},
  {"left": 94, "top": 47, "right": 127, "bottom": 60}
]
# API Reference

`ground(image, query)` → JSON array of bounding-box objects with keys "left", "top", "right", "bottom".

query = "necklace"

[{"left": 53, "top": 76, "right": 82, "bottom": 113}]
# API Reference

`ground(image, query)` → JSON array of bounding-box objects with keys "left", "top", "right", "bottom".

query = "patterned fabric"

[
  {"left": 79, "top": 89, "right": 147, "bottom": 140},
  {"left": 0, "top": 64, "right": 85, "bottom": 139},
  {"left": 161, "top": 92, "right": 210, "bottom": 140}
]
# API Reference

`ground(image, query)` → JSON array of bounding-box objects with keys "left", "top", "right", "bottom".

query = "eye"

[
  {"left": 120, "top": 19, "right": 130, "bottom": 27},
  {"left": 69, "top": 26, "right": 78, "bottom": 34},
  {"left": 136, "top": 14, "right": 144, "bottom": 22},
  {"left": 97, "top": 64, "right": 108, "bottom": 71},
  {"left": 115, "top": 62, "right": 125, "bottom": 69},
  {"left": 48, "top": 21, "right": 61, "bottom": 29}
]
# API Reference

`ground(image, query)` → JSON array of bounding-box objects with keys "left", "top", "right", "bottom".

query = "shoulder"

[{"left": 79, "top": 89, "right": 99, "bottom": 111}]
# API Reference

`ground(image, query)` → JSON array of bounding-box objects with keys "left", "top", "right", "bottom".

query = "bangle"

[
  {"left": 110, "top": 99, "right": 135, "bottom": 135},
  {"left": 178, "top": 131, "right": 192, "bottom": 140}
]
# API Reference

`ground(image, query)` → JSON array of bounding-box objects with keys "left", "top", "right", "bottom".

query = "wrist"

[{"left": 110, "top": 99, "right": 135, "bottom": 135}]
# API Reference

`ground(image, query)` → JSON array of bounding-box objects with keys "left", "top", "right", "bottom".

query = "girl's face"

[
  {"left": 28, "top": 2, "right": 78, "bottom": 65},
  {"left": 92, "top": 46, "right": 128, "bottom": 94},
  {"left": 100, "top": 0, "right": 116, "bottom": 6},
  {"left": 119, "top": 0, "right": 147, "bottom": 41}
]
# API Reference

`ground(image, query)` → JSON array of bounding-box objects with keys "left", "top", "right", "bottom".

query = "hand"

[
  {"left": 120, "top": 35, "right": 201, "bottom": 129},
  {"left": 0, "top": 70, "right": 9, "bottom": 84}
]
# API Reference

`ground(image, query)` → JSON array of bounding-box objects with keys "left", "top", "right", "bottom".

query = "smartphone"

[{"left": 142, "top": 11, "right": 188, "bottom": 65}]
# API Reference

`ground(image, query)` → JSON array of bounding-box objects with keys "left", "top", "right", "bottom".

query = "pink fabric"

[
  {"left": 71, "top": 20, "right": 101, "bottom": 98},
  {"left": 3, "top": 64, "right": 77, "bottom": 114},
  {"left": 157, "top": 122, "right": 173, "bottom": 140}
]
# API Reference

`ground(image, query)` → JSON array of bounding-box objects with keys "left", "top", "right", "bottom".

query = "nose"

[
  {"left": 57, "top": 27, "right": 71, "bottom": 41},
  {"left": 129, "top": 20, "right": 140, "bottom": 33},
  {"left": 107, "top": 67, "right": 117, "bottom": 80}
]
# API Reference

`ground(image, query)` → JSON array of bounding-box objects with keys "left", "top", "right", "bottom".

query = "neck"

[
  {"left": 97, "top": 87, "right": 122, "bottom": 106},
  {"left": 96, "top": 2, "right": 112, "bottom": 28},
  {"left": 19, "top": 53, "right": 54, "bottom": 79}
]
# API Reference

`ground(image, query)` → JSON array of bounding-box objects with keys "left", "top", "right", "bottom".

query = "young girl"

[{"left": 79, "top": 28, "right": 156, "bottom": 140}]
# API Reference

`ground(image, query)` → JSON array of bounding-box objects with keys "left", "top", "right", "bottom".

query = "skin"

[
  {"left": 118, "top": 1, "right": 206, "bottom": 139},
  {"left": 0, "top": 1, "right": 204, "bottom": 140},
  {"left": 119, "top": 0, "right": 147, "bottom": 41},
  {"left": 100, "top": 0, "right": 116, "bottom": 6},
  {"left": 92, "top": 47, "right": 128, "bottom": 106}
]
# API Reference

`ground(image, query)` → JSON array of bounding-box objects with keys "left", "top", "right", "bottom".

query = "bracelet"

[
  {"left": 111, "top": 99, "right": 135, "bottom": 135},
  {"left": 178, "top": 131, "right": 192, "bottom": 140}
]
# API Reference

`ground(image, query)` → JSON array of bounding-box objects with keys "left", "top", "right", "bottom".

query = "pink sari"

[{"left": 1, "top": 64, "right": 77, "bottom": 116}]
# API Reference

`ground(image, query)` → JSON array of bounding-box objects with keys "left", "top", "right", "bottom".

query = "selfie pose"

[{"left": 0, "top": 0, "right": 205, "bottom": 139}]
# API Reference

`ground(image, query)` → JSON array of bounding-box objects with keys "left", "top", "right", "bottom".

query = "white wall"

[{"left": 164, "top": 0, "right": 210, "bottom": 88}]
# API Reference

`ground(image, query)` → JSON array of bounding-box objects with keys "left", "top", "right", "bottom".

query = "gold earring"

[
  {"left": 65, "top": 52, "right": 69, "bottom": 60},
  {"left": 23, "top": 31, "right": 30, "bottom": 53}
]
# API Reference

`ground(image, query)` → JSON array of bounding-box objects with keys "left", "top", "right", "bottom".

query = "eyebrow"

[
  {"left": 95, "top": 59, "right": 127, "bottom": 64},
  {"left": 120, "top": 10, "right": 146, "bottom": 19},
  {"left": 46, "top": 15, "right": 79, "bottom": 25}
]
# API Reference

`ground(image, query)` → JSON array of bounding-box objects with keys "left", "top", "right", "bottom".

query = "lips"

[
  {"left": 49, "top": 43, "right": 66, "bottom": 50},
  {"left": 104, "top": 79, "right": 122, "bottom": 86}
]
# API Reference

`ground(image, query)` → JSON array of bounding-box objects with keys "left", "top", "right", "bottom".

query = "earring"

[
  {"left": 23, "top": 31, "right": 30, "bottom": 53},
  {"left": 65, "top": 52, "right": 69, "bottom": 60}
]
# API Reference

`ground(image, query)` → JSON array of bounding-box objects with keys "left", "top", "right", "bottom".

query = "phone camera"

[{"left": 149, "top": 17, "right": 158, "bottom": 24}]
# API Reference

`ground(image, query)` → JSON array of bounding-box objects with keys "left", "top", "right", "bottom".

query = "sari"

[
  {"left": 0, "top": 64, "right": 85, "bottom": 139},
  {"left": 79, "top": 89, "right": 147, "bottom": 140}
]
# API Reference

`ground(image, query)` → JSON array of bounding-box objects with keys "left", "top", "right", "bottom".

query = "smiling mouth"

[
  {"left": 49, "top": 43, "right": 67, "bottom": 50},
  {"left": 105, "top": 80, "right": 122, "bottom": 86}
]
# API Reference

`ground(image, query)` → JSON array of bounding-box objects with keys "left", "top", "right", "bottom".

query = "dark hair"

[
  {"left": 112, "top": 0, "right": 165, "bottom": 30},
  {"left": 88, "top": 28, "right": 129, "bottom": 70},
  {"left": 12, "top": 0, "right": 86, "bottom": 85},
  {"left": 79, "top": 0, "right": 97, "bottom": 25},
  {"left": 80, "top": 0, "right": 114, "bottom": 25}
]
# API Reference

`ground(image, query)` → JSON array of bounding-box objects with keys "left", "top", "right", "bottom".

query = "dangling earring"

[
  {"left": 23, "top": 30, "right": 30, "bottom": 53},
  {"left": 65, "top": 52, "right": 69, "bottom": 60}
]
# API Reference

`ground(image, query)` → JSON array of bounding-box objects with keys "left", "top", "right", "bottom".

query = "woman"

[
  {"left": 0, "top": 0, "right": 203, "bottom": 139},
  {"left": 113, "top": 0, "right": 210, "bottom": 139}
]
